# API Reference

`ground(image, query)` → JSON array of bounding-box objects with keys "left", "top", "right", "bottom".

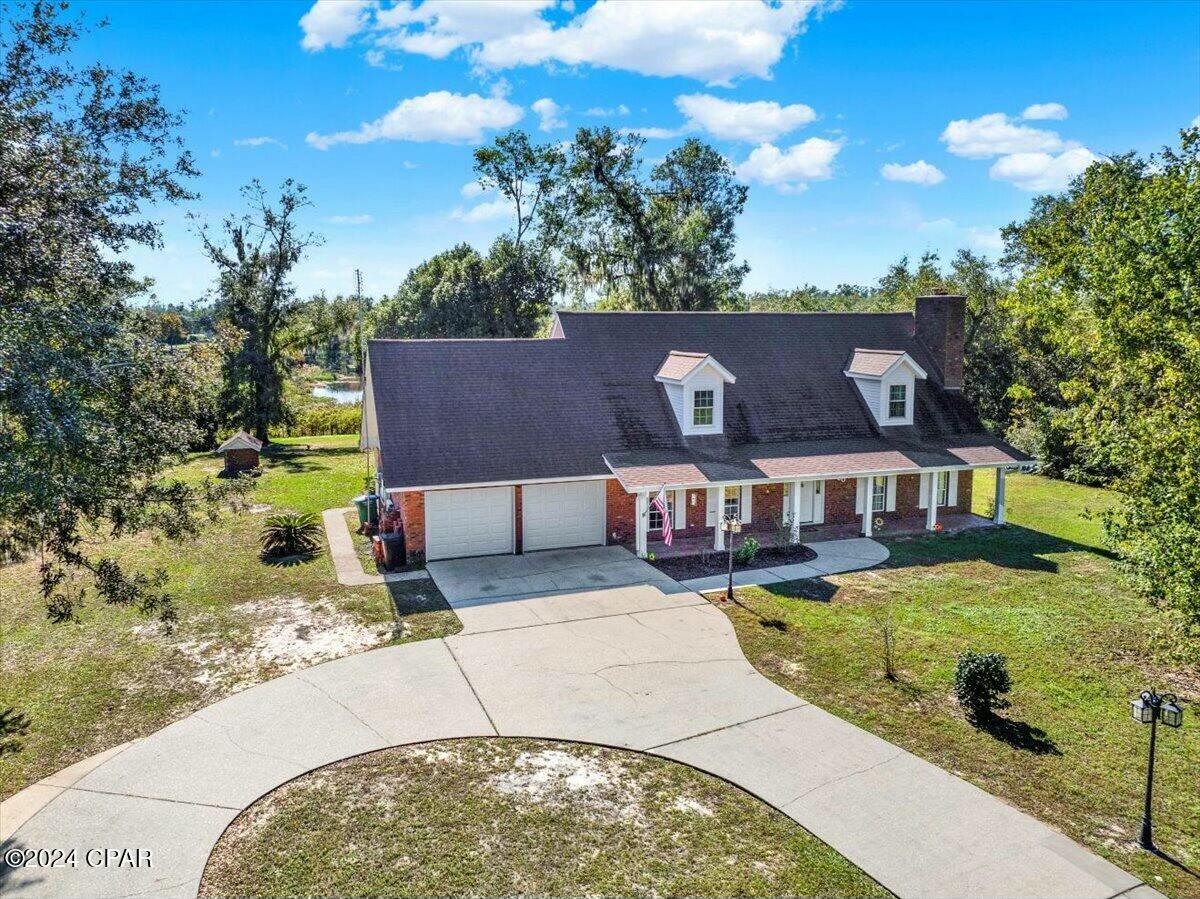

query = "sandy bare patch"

[
  {"left": 489, "top": 748, "right": 645, "bottom": 823},
  {"left": 672, "top": 796, "right": 715, "bottom": 816},
  {"left": 171, "top": 596, "right": 390, "bottom": 690}
]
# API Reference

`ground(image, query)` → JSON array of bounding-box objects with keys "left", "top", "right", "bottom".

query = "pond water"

[{"left": 312, "top": 381, "right": 363, "bottom": 404}]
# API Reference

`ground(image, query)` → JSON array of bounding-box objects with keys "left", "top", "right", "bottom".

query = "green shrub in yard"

[
  {"left": 734, "top": 536, "right": 761, "bottom": 566},
  {"left": 285, "top": 404, "right": 361, "bottom": 437},
  {"left": 954, "top": 651, "right": 1012, "bottom": 720},
  {"left": 259, "top": 513, "right": 324, "bottom": 558}
]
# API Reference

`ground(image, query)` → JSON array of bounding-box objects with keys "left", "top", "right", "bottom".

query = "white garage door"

[
  {"left": 522, "top": 481, "right": 605, "bottom": 552},
  {"left": 424, "top": 486, "right": 514, "bottom": 561}
]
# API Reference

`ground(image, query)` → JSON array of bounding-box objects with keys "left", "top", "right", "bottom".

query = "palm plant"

[{"left": 259, "top": 512, "right": 323, "bottom": 558}]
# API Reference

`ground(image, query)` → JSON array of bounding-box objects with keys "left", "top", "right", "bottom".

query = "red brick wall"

[
  {"left": 606, "top": 479, "right": 636, "bottom": 545},
  {"left": 514, "top": 486, "right": 524, "bottom": 553},
  {"left": 954, "top": 470, "right": 972, "bottom": 513},
  {"left": 746, "top": 483, "right": 786, "bottom": 535},
  {"left": 394, "top": 490, "right": 425, "bottom": 560},
  {"left": 824, "top": 478, "right": 859, "bottom": 524}
]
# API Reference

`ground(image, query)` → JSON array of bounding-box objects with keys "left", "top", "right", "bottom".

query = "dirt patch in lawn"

[
  {"left": 649, "top": 541, "right": 817, "bottom": 580},
  {"left": 201, "top": 738, "right": 890, "bottom": 899}
]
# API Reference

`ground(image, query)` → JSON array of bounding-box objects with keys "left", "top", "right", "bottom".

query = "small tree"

[
  {"left": 878, "top": 605, "right": 898, "bottom": 681},
  {"left": 954, "top": 651, "right": 1012, "bottom": 720}
]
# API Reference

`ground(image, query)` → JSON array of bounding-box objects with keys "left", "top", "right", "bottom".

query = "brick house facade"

[{"left": 394, "top": 471, "right": 974, "bottom": 560}]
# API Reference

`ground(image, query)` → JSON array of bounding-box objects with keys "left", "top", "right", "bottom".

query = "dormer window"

[
  {"left": 844, "top": 348, "right": 926, "bottom": 427},
  {"left": 888, "top": 384, "right": 907, "bottom": 419},
  {"left": 655, "top": 351, "right": 736, "bottom": 436},
  {"left": 692, "top": 390, "right": 714, "bottom": 427}
]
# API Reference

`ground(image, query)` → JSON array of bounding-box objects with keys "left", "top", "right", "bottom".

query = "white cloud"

[
  {"left": 619, "top": 125, "right": 689, "bottom": 140},
  {"left": 532, "top": 97, "right": 566, "bottom": 131},
  {"left": 967, "top": 227, "right": 1004, "bottom": 252},
  {"left": 1021, "top": 102, "right": 1068, "bottom": 121},
  {"left": 1192, "top": 114, "right": 1200, "bottom": 128},
  {"left": 402, "top": 160, "right": 419, "bottom": 169},
  {"left": 450, "top": 195, "right": 514, "bottom": 223},
  {"left": 300, "top": 0, "right": 374, "bottom": 51},
  {"left": 585, "top": 104, "right": 630, "bottom": 117},
  {"left": 879, "top": 160, "right": 945, "bottom": 186},
  {"left": 306, "top": 90, "right": 523, "bottom": 149},
  {"left": 736, "top": 138, "right": 841, "bottom": 193},
  {"left": 234, "top": 136, "right": 287, "bottom": 150},
  {"left": 674, "top": 94, "right": 816, "bottom": 143},
  {"left": 325, "top": 214, "right": 374, "bottom": 225},
  {"left": 309, "top": 0, "right": 834, "bottom": 85},
  {"left": 989, "top": 147, "right": 1098, "bottom": 191},
  {"left": 940, "top": 112, "right": 1069, "bottom": 158},
  {"left": 460, "top": 180, "right": 486, "bottom": 199}
]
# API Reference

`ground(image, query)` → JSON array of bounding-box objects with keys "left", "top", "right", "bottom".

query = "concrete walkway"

[
  {"left": 4, "top": 579, "right": 1158, "bottom": 899},
  {"left": 322, "top": 506, "right": 427, "bottom": 586},
  {"left": 679, "top": 536, "right": 890, "bottom": 592}
]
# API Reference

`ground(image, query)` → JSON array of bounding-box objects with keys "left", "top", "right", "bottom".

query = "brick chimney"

[{"left": 915, "top": 290, "right": 966, "bottom": 391}]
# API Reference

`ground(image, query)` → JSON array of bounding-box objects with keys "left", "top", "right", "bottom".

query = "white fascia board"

[{"left": 654, "top": 355, "right": 737, "bottom": 385}]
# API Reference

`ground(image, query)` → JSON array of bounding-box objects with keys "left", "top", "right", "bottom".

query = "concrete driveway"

[
  {"left": 4, "top": 576, "right": 1157, "bottom": 899},
  {"left": 427, "top": 544, "right": 689, "bottom": 607}
]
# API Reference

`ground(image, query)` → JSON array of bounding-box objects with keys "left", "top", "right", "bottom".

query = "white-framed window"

[
  {"left": 888, "top": 383, "right": 907, "bottom": 419},
  {"left": 871, "top": 476, "right": 888, "bottom": 513},
  {"left": 723, "top": 485, "right": 740, "bottom": 520},
  {"left": 692, "top": 389, "right": 714, "bottom": 427},
  {"left": 937, "top": 471, "right": 950, "bottom": 506},
  {"left": 648, "top": 494, "right": 674, "bottom": 531}
]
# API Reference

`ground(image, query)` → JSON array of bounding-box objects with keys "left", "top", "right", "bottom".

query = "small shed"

[{"left": 216, "top": 431, "right": 263, "bottom": 474}]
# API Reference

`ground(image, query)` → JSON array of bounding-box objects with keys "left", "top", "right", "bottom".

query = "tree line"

[{"left": 2, "top": 1, "right": 1197, "bottom": 661}]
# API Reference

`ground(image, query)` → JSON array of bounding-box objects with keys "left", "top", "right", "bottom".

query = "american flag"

[{"left": 651, "top": 487, "right": 673, "bottom": 547}]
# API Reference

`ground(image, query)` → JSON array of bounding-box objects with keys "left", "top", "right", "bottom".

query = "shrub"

[
  {"left": 285, "top": 404, "right": 361, "bottom": 437},
  {"left": 733, "top": 536, "right": 760, "bottom": 566},
  {"left": 260, "top": 512, "right": 324, "bottom": 558},
  {"left": 954, "top": 651, "right": 1012, "bottom": 719}
]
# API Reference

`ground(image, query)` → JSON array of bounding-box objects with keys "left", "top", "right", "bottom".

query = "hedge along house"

[{"left": 360, "top": 295, "right": 1031, "bottom": 563}]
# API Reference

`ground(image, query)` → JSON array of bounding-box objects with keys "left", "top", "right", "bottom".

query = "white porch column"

[
  {"left": 925, "top": 472, "right": 938, "bottom": 531},
  {"left": 994, "top": 467, "right": 1007, "bottom": 524},
  {"left": 635, "top": 491, "right": 649, "bottom": 558},
  {"left": 860, "top": 478, "right": 873, "bottom": 538},
  {"left": 789, "top": 479, "right": 803, "bottom": 543},
  {"left": 714, "top": 499, "right": 725, "bottom": 551}
]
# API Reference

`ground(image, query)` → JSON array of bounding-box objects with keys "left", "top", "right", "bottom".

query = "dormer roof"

[
  {"left": 844, "top": 348, "right": 927, "bottom": 380},
  {"left": 654, "top": 351, "right": 737, "bottom": 385}
]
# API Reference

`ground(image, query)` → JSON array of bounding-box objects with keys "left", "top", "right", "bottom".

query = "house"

[
  {"left": 216, "top": 431, "right": 263, "bottom": 475},
  {"left": 360, "top": 293, "right": 1031, "bottom": 563}
]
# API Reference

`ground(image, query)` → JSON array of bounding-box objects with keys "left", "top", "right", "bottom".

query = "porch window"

[
  {"left": 692, "top": 389, "right": 714, "bottom": 427},
  {"left": 871, "top": 476, "right": 887, "bottom": 513},
  {"left": 888, "top": 384, "right": 907, "bottom": 419},
  {"left": 649, "top": 494, "right": 674, "bottom": 531},
  {"left": 723, "top": 485, "right": 740, "bottom": 520},
  {"left": 937, "top": 471, "right": 950, "bottom": 506}
]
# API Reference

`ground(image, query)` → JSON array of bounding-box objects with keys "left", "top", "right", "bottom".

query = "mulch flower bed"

[{"left": 648, "top": 541, "right": 818, "bottom": 580}]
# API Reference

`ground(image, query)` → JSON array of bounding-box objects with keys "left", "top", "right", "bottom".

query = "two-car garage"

[{"left": 423, "top": 480, "right": 606, "bottom": 561}]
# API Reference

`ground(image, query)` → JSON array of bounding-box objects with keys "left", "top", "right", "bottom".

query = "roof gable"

[
  {"left": 654, "top": 351, "right": 736, "bottom": 385},
  {"left": 844, "top": 348, "right": 928, "bottom": 380}
]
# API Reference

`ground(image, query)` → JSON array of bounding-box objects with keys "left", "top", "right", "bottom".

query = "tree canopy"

[
  {"left": 0, "top": 1, "right": 245, "bottom": 625},
  {"left": 1003, "top": 128, "right": 1200, "bottom": 661}
]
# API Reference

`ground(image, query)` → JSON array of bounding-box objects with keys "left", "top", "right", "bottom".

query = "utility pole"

[{"left": 354, "top": 268, "right": 364, "bottom": 380}]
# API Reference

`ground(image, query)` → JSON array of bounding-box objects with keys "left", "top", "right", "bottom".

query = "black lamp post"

[
  {"left": 1130, "top": 688, "right": 1184, "bottom": 851},
  {"left": 722, "top": 514, "right": 742, "bottom": 602}
]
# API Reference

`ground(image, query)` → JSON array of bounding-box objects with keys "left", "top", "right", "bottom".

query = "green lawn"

[
  {"left": 721, "top": 472, "right": 1199, "bottom": 898},
  {"left": 0, "top": 435, "right": 459, "bottom": 800},
  {"left": 200, "top": 738, "right": 891, "bottom": 899}
]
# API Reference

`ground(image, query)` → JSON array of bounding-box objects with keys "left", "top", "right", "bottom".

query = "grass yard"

[
  {"left": 720, "top": 472, "right": 1199, "bottom": 898},
  {"left": 200, "top": 738, "right": 891, "bottom": 899},
  {"left": 0, "top": 435, "right": 459, "bottom": 801}
]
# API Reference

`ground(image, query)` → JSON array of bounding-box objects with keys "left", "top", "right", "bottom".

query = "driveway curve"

[{"left": 3, "top": 580, "right": 1156, "bottom": 899}]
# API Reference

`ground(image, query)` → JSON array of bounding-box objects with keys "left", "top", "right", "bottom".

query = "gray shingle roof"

[{"left": 368, "top": 311, "right": 1029, "bottom": 490}]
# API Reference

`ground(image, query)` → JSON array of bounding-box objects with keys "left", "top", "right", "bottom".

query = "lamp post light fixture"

[
  {"left": 1130, "top": 688, "right": 1184, "bottom": 851},
  {"left": 721, "top": 515, "right": 743, "bottom": 602}
]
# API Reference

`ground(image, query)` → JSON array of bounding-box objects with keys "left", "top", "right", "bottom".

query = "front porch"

[{"left": 648, "top": 511, "right": 998, "bottom": 559}]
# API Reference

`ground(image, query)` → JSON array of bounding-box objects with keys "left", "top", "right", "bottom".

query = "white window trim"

[
  {"left": 649, "top": 495, "right": 674, "bottom": 531},
  {"left": 887, "top": 383, "right": 908, "bottom": 421},
  {"left": 691, "top": 388, "right": 715, "bottom": 429}
]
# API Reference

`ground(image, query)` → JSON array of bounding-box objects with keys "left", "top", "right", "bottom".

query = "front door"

[{"left": 796, "top": 480, "right": 816, "bottom": 524}]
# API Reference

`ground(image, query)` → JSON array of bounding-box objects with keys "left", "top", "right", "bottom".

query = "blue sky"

[{"left": 80, "top": 0, "right": 1200, "bottom": 304}]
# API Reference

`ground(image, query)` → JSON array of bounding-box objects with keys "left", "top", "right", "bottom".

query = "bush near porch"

[
  {"left": 720, "top": 472, "right": 1199, "bottom": 898},
  {"left": 0, "top": 435, "right": 460, "bottom": 802}
]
